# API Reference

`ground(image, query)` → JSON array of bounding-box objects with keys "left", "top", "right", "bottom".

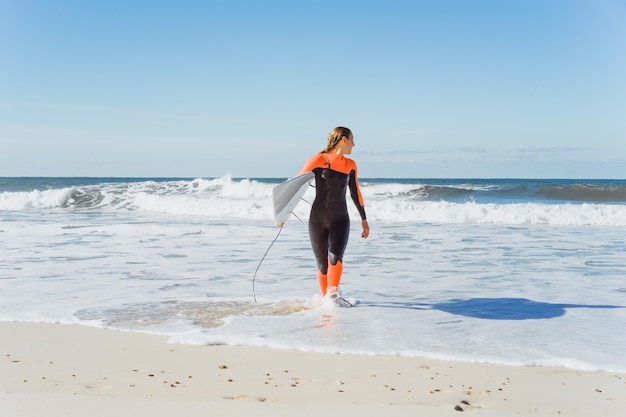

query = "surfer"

[{"left": 296, "top": 126, "right": 369, "bottom": 304}]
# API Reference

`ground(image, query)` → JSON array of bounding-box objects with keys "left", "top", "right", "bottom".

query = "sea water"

[{"left": 1, "top": 176, "right": 625, "bottom": 372}]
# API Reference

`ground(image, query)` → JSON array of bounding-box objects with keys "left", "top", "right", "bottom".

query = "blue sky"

[{"left": 1, "top": 0, "right": 625, "bottom": 178}]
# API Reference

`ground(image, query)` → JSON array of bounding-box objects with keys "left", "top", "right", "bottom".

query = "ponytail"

[{"left": 320, "top": 126, "right": 352, "bottom": 153}]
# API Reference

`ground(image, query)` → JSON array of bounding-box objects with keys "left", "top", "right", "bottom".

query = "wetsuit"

[{"left": 297, "top": 153, "right": 366, "bottom": 294}]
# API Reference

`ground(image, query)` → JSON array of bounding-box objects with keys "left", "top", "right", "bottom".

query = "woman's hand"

[{"left": 361, "top": 220, "right": 370, "bottom": 239}]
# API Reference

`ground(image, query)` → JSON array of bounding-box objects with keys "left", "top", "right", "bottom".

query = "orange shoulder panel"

[{"left": 297, "top": 153, "right": 357, "bottom": 176}]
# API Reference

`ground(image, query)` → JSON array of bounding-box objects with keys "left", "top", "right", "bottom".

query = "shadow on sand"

[{"left": 432, "top": 297, "right": 623, "bottom": 320}]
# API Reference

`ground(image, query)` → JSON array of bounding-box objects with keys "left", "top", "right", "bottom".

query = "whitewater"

[{"left": 1, "top": 176, "right": 625, "bottom": 373}]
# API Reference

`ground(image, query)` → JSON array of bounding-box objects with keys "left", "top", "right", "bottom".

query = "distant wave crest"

[
  {"left": 2, "top": 176, "right": 626, "bottom": 226},
  {"left": 539, "top": 184, "right": 626, "bottom": 202}
]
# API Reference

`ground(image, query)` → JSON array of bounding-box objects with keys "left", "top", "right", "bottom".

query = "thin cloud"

[
  {"left": 457, "top": 146, "right": 490, "bottom": 154},
  {"left": 517, "top": 146, "right": 593, "bottom": 154}
]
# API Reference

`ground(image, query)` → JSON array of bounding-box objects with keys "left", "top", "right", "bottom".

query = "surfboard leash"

[
  {"left": 253, "top": 192, "right": 312, "bottom": 303},
  {"left": 252, "top": 224, "right": 284, "bottom": 303}
]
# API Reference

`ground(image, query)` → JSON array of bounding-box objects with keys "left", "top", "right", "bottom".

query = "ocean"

[{"left": 1, "top": 176, "right": 625, "bottom": 372}]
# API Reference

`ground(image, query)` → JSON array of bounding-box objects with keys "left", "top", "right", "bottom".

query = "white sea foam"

[
  {"left": 0, "top": 188, "right": 75, "bottom": 210},
  {"left": 2, "top": 176, "right": 626, "bottom": 226}
]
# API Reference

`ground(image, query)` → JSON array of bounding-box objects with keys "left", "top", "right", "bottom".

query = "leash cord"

[
  {"left": 253, "top": 183, "right": 314, "bottom": 303},
  {"left": 252, "top": 224, "right": 283, "bottom": 303}
]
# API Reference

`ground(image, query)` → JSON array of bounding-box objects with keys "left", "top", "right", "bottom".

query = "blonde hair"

[{"left": 321, "top": 126, "right": 352, "bottom": 153}]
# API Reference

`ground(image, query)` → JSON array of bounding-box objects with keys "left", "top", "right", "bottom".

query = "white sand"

[{"left": 1, "top": 322, "right": 624, "bottom": 416}]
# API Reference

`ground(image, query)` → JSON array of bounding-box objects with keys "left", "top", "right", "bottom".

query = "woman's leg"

[
  {"left": 326, "top": 216, "right": 350, "bottom": 294},
  {"left": 317, "top": 270, "right": 328, "bottom": 296},
  {"left": 309, "top": 215, "right": 329, "bottom": 295}
]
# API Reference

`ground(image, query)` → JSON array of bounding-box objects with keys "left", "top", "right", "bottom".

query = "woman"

[{"left": 297, "top": 127, "right": 370, "bottom": 304}]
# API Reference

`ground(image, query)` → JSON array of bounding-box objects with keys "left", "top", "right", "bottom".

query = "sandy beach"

[{"left": 1, "top": 322, "right": 624, "bottom": 416}]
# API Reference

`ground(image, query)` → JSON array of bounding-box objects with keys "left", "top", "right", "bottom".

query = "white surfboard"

[{"left": 272, "top": 172, "right": 315, "bottom": 225}]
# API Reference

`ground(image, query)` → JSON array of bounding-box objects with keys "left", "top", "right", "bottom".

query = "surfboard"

[{"left": 272, "top": 172, "right": 315, "bottom": 225}]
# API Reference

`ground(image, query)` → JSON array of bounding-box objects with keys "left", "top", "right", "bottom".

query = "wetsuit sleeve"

[{"left": 349, "top": 169, "right": 367, "bottom": 221}]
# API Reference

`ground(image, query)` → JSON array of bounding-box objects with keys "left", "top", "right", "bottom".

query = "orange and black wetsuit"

[{"left": 297, "top": 152, "right": 366, "bottom": 295}]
